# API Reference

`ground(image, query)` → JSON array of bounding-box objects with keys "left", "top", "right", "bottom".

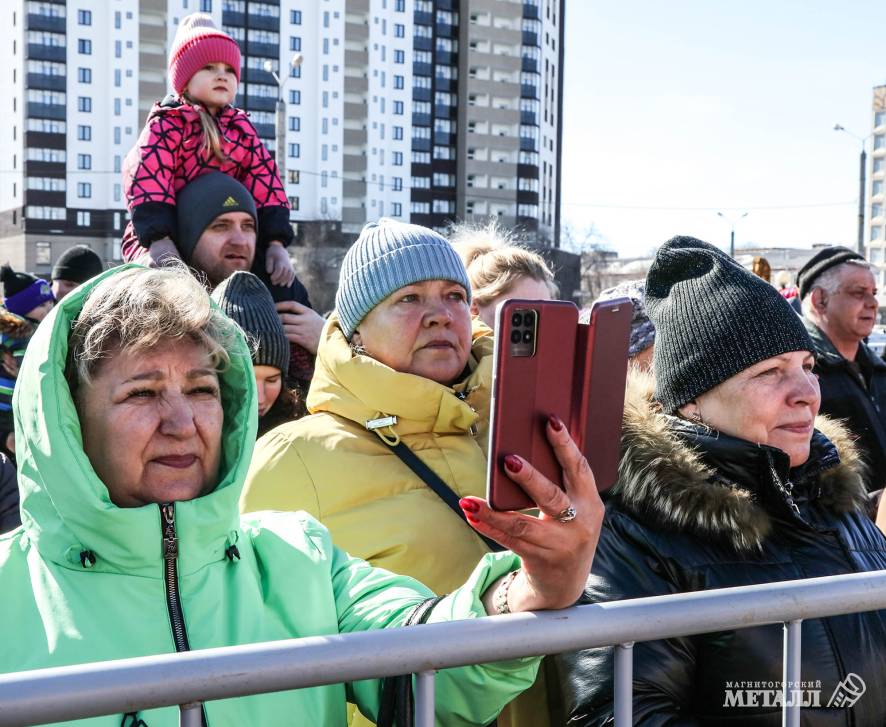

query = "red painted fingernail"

[
  {"left": 459, "top": 498, "right": 479, "bottom": 514},
  {"left": 548, "top": 414, "right": 564, "bottom": 431},
  {"left": 465, "top": 513, "right": 480, "bottom": 524},
  {"left": 504, "top": 454, "right": 523, "bottom": 473}
]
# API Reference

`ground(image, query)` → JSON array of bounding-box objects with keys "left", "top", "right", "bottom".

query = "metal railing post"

[
  {"left": 414, "top": 671, "right": 435, "bottom": 727},
  {"left": 179, "top": 702, "right": 203, "bottom": 727},
  {"left": 613, "top": 642, "right": 634, "bottom": 727},
  {"left": 783, "top": 620, "right": 802, "bottom": 727}
]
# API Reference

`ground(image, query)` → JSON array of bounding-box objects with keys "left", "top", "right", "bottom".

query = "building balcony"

[
  {"left": 243, "top": 67, "right": 277, "bottom": 85},
  {"left": 435, "top": 51, "right": 456, "bottom": 66},
  {"left": 436, "top": 23, "right": 456, "bottom": 38},
  {"left": 412, "top": 112, "right": 431, "bottom": 127},
  {"left": 27, "top": 73, "right": 66, "bottom": 91},
  {"left": 517, "top": 189, "right": 539, "bottom": 204},
  {"left": 252, "top": 122, "right": 276, "bottom": 139},
  {"left": 244, "top": 41, "right": 278, "bottom": 58},
  {"left": 413, "top": 11, "right": 433, "bottom": 26},
  {"left": 412, "top": 137, "right": 432, "bottom": 152},
  {"left": 523, "top": 3, "right": 540, "bottom": 20},
  {"left": 435, "top": 104, "right": 457, "bottom": 119},
  {"left": 434, "top": 131, "right": 455, "bottom": 146},
  {"left": 521, "top": 57, "right": 538, "bottom": 73},
  {"left": 414, "top": 35, "right": 433, "bottom": 51},
  {"left": 243, "top": 95, "right": 277, "bottom": 112},
  {"left": 516, "top": 215, "right": 540, "bottom": 232},
  {"left": 24, "top": 189, "right": 65, "bottom": 206},
  {"left": 522, "top": 31, "right": 540, "bottom": 47},
  {"left": 27, "top": 102, "right": 66, "bottom": 120},
  {"left": 413, "top": 62, "right": 433, "bottom": 77},
  {"left": 521, "top": 84, "right": 540, "bottom": 99},
  {"left": 519, "top": 136, "right": 538, "bottom": 151},
  {"left": 247, "top": 14, "right": 278, "bottom": 32},
  {"left": 26, "top": 131, "right": 65, "bottom": 149},
  {"left": 26, "top": 13, "right": 65, "bottom": 33},
  {"left": 413, "top": 86, "right": 432, "bottom": 102},
  {"left": 26, "top": 44, "right": 66, "bottom": 62},
  {"left": 520, "top": 110, "right": 538, "bottom": 125},
  {"left": 221, "top": 10, "right": 245, "bottom": 26},
  {"left": 434, "top": 77, "right": 458, "bottom": 93},
  {"left": 517, "top": 163, "right": 540, "bottom": 179}
]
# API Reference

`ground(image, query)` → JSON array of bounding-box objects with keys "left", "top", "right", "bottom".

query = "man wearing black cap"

[
  {"left": 50, "top": 245, "right": 104, "bottom": 301},
  {"left": 798, "top": 245, "right": 886, "bottom": 492},
  {"left": 171, "top": 172, "right": 323, "bottom": 386}
]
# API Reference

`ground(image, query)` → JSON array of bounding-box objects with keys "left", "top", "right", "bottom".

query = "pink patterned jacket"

[{"left": 120, "top": 96, "right": 293, "bottom": 261}]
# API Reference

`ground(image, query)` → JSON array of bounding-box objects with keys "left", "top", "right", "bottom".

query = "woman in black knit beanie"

[{"left": 556, "top": 236, "right": 886, "bottom": 726}]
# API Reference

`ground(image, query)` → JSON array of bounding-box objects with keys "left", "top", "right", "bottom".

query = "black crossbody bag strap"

[
  {"left": 386, "top": 441, "right": 504, "bottom": 553},
  {"left": 376, "top": 595, "right": 445, "bottom": 727}
]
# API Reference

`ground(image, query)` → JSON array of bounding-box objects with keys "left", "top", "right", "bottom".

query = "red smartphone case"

[
  {"left": 487, "top": 298, "right": 632, "bottom": 511},
  {"left": 487, "top": 300, "right": 579, "bottom": 511}
]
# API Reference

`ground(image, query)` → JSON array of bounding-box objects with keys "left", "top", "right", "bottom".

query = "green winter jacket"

[{"left": 0, "top": 266, "right": 539, "bottom": 726}]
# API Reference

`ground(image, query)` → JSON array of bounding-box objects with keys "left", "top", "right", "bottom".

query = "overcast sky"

[{"left": 560, "top": 0, "right": 886, "bottom": 258}]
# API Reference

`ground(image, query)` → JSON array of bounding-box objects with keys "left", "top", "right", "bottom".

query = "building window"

[
  {"left": 77, "top": 182, "right": 92, "bottom": 198},
  {"left": 287, "top": 170, "right": 299, "bottom": 184},
  {"left": 77, "top": 125, "right": 91, "bottom": 141},
  {"left": 77, "top": 9, "right": 92, "bottom": 25},
  {"left": 288, "top": 195, "right": 299, "bottom": 210},
  {"left": 290, "top": 65, "right": 301, "bottom": 78},
  {"left": 290, "top": 10, "right": 302, "bottom": 24},
  {"left": 393, "top": 101, "right": 404, "bottom": 115},
  {"left": 875, "top": 158, "right": 885, "bottom": 174},
  {"left": 392, "top": 202, "right": 402, "bottom": 216},
  {"left": 410, "top": 201, "right": 430, "bottom": 215},
  {"left": 114, "top": 69, "right": 121, "bottom": 87},
  {"left": 392, "top": 151, "right": 403, "bottom": 166},
  {"left": 395, "top": 0, "right": 405, "bottom": 10},
  {"left": 876, "top": 111, "right": 886, "bottom": 128},
  {"left": 288, "top": 143, "right": 300, "bottom": 158},
  {"left": 77, "top": 96, "right": 92, "bottom": 112},
  {"left": 115, "top": 11, "right": 121, "bottom": 29},
  {"left": 288, "top": 116, "right": 300, "bottom": 132},
  {"left": 113, "top": 127, "right": 121, "bottom": 144},
  {"left": 394, "top": 75, "right": 404, "bottom": 90},
  {"left": 289, "top": 90, "right": 301, "bottom": 104},
  {"left": 290, "top": 36, "right": 301, "bottom": 51},
  {"left": 875, "top": 180, "right": 885, "bottom": 197},
  {"left": 113, "top": 98, "right": 121, "bottom": 115},
  {"left": 875, "top": 135, "right": 886, "bottom": 151},
  {"left": 77, "top": 153, "right": 92, "bottom": 170},
  {"left": 200, "top": 0, "right": 212, "bottom": 11},
  {"left": 394, "top": 23, "right": 405, "bottom": 37},
  {"left": 393, "top": 126, "right": 404, "bottom": 140},
  {"left": 872, "top": 228, "right": 884, "bottom": 243},
  {"left": 76, "top": 211, "right": 91, "bottom": 226},
  {"left": 77, "top": 39, "right": 92, "bottom": 54},
  {"left": 392, "top": 177, "right": 403, "bottom": 191},
  {"left": 114, "top": 183, "right": 121, "bottom": 202},
  {"left": 394, "top": 50, "right": 405, "bottom": 64}
]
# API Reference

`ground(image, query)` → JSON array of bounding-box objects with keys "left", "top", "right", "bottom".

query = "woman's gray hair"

[{"left": 68, "top": 265, "right": 240, "bottom": 387}]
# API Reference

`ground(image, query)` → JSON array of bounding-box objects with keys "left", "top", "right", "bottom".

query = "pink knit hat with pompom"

[{"left": 168, "top": 13, "right": 241, "bottom": 95}]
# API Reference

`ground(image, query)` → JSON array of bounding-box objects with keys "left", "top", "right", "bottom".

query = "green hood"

[{"left": 14, "top": 265, "right": 258, "bottom": 578}]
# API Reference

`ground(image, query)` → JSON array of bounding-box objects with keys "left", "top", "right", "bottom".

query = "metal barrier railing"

[{"left": 2, "top": 570, "right": 886, "bottom": 726}]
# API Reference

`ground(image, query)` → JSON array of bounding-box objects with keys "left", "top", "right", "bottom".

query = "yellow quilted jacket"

[{"left": 241, "top": 314, "right": 553, "bottom": 727}]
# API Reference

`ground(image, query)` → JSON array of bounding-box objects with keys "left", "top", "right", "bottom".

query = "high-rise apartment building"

[
  {"left": 0, "top": 0, "right": 141, "bottom": 272},
  {"left": 0, "top": 0, "right": 565, "bottom": 273},
  {"left": 870, "top": 85, "right": 886, "bottom": 271}
]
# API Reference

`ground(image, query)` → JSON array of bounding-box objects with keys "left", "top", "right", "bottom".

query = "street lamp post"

[
  {"left": 834, "top": 124, "right": 871, "bottom": 255},
  {"left": 716, "top": 211, "right": 748, "bottom": 258},
  {"left": 265, "top": 54, "right": 303, "bottom": 200}
]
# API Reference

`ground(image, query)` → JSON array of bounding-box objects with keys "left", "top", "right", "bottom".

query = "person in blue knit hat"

[{"left": 243, "top": 218, "right": 597, "bottom": 727}]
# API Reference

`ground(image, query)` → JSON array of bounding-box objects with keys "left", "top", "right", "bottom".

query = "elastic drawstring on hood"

[{"left": 79, "top": 549, "right": 97, "bottom": 568}]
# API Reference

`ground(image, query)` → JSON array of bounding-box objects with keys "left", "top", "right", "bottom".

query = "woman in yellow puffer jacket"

[{"left": 242, "top": 218, "right": 561, "bottom": 726}]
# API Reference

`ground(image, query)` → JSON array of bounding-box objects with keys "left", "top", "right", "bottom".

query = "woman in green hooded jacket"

[{"left": 0, "top": 264, "right": 603, "bottom": 726}]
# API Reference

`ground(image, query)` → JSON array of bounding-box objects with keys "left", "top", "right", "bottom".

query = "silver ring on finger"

[{"left": 555, "top": 505, "right": 577, "bottom": 523}]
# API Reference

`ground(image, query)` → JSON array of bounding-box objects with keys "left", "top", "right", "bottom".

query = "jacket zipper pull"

[{"left": 161, "top": 503, "right": 178, "bottom": 561}]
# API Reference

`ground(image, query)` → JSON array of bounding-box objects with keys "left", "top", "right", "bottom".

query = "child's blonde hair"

[
  {"left": 182, "top": 92, "right": 227, "bottom": 163},
  {"left": 450, "top": 221, "right": 557, "bottom": 305}
]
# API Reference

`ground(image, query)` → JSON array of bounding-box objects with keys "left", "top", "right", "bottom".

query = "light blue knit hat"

[{"left": 335, "top": 218, "right": 472, "bottom": 339}]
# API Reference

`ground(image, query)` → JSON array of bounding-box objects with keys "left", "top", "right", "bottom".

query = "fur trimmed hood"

[{"left": 611, "top": 371, "right": 869, "bottom": 552}]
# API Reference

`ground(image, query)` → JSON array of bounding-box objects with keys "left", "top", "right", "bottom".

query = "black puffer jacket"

[
  {"left": 806, "top": 320, "right": 886, "bottom": 492},
  {"left": 555, "top": 374, "right": 886, "bottom": 726}
]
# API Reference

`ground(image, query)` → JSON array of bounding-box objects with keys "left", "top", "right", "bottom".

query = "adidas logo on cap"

[{"left": 222, "top": 196, "right": 239, "bottom": 207}]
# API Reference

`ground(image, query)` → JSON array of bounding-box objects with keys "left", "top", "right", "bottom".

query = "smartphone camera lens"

[
  {"left": 522, "top": 330, "right": 533, "bottom": 344},
  {"left": 511, "top": 312, "right": 523, "bottom": 327},
  {"left": 510, "top": 330, "right": 522, "bottom": 344}
]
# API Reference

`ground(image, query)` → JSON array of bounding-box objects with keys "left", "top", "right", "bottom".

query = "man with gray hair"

[{"left": 798, "top": 245, "right": 886, "bottom": 492}]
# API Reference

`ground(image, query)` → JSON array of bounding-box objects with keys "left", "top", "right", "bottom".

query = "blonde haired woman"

[{"left": 450, "top": 221, "right": 558, "bottom": 329}]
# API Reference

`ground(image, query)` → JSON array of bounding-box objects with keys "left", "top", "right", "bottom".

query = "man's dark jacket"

[
  {"left": 554, "top": 374, "right": 886, "bottom": 726},
  {"left": 806, "top": 320, "right": 886, "bottom": 492}
]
